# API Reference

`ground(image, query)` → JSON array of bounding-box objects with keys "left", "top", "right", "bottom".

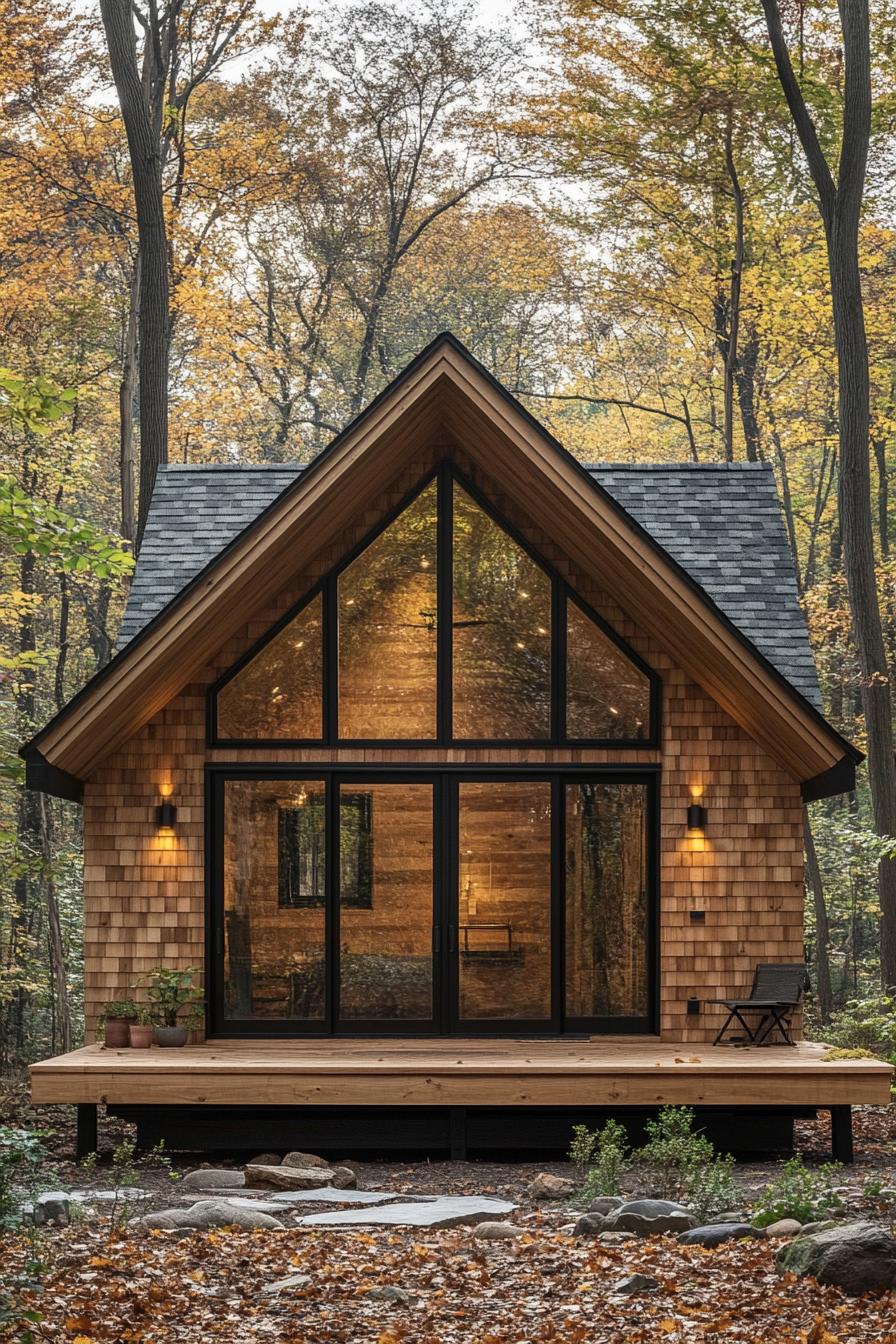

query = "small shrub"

[
  {"left": 821, "top": 1047, "right": 875, "bottom": 1060},
  {"left": 752, "top": 1156, "right": 844, "bottom": 1228},
  {"left": 685, "top": 1152, "right": 739, "bottom": 1222},
  {"left": 634, "top": 1106, "right": 715, "bottom": 1202},
  {"left": 570, "top": 1119, "right": 629, "bottom": 1198},
  {"left": 571, "top": 1107, "right": 738, "bottom": 1217}
]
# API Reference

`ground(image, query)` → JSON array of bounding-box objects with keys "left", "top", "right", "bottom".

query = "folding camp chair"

[{"left": 709, "top": 963, "right": 807, "bottom": 1046}]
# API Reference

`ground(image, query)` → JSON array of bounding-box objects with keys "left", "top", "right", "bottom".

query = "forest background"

[{"left": 1, "top": 0, "right": 894, "bottom": 1067}]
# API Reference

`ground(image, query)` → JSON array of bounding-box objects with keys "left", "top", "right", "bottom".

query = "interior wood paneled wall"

[{"left": 82, "top": 449, "right": 804, "bottom": 1043}]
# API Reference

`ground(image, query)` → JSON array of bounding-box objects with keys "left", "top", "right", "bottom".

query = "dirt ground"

[{"left": 2, "top": 1086, "right": 895, "bottom": 1343}]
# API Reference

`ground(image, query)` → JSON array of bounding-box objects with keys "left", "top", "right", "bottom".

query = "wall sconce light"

[
  {"left": 687, "top": 802, "right": 707, "bottom": 832},
  {"left": 156, "top": 800, "right": 177, "bottom": 830}
]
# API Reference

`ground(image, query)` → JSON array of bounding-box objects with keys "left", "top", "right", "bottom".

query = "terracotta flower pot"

[
  {"left": 153, "top": 1025, "right": 188, "bottom": 1048},
  {"left": 128, "top": 1024, "right": 153, "bottom": 1048},
  {"left": 104, "top": 1018, "right": 135, "bottom": 1049}
]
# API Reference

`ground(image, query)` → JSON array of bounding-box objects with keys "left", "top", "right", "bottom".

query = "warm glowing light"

[
  {"left": 608, "top": 706, "right": 619, "bottom": 716},
  {"left": 537, "top": 626, "right": 548, "bottom": 636},
  {"left": 158, "top": 781, "right": 174, "bottom": 799},
  {"left": 293, "top": 640, "right": 305, "bottom": 650},
  {"left": 516, "top": 641, "right": 525, "bottom": 650},
  {"left": 420, "top": 556, "right": 431, "bottom": 569},
  {"left": 519, "top": 590, "right": 530, "bottom": 599}
]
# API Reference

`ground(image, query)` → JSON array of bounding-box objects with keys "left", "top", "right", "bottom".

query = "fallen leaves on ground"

[{"left": 3, "top": 1219, "right": 896, "bottom": 1344}]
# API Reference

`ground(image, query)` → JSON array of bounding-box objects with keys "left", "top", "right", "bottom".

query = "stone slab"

[
  {"left": 269, "top": 1187, "right": 419, "bottom": 1206},
  {"left": 300, "top": 1195, "right": 517, "bottom": 1229}
]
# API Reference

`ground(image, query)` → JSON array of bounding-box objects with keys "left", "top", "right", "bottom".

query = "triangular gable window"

[{"left": 211, "top": 467, "right": 656, "bottom": 745}]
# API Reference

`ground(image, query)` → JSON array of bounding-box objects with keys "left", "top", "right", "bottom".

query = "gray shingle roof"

[{"left": 119, "top": 459, "right": 821, "bottom": 710}]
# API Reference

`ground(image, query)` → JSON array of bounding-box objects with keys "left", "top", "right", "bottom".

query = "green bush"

[
  {"left": 570, "top": 1119, "right": 629, "bottom": 1197},
  {"left": 752, "top": 1156, "right": 844, "bottom": 1228},
  {"left": 569, "top": 1106, "right": 738, "bottom": 1218},
  {"left": 819, "top": 992, "right": 896, "bottom": 1055}
]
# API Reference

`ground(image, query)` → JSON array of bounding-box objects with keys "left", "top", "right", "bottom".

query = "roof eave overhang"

[{"left": 21, "top": 333, "right": 858, "bottom": 799}]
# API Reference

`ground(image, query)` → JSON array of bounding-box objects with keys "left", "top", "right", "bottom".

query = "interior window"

[
  {"left": 452, "top": 483, "right": 551, "bottom": 739},
  {"left": 566, "top": 598, "right": 651, "bottom": 740},
  {"left": 338, "top": 480, "right": 438, "bottom": 739}
]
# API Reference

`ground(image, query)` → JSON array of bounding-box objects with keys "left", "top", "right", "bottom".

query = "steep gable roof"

[
  {"left": 23, "top": 333, "right": 856, "bottom": 799},
  {"left": 120, "top": 460, "right": 822, "bottom": 710}
]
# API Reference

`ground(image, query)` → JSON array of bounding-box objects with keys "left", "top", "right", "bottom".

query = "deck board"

[{"left": 30, "top": 1039, "right": 893, "bottom": 1109}]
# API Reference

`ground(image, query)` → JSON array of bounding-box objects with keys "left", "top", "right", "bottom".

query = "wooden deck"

[{"left": 30, "top": 1037, "right": 893, "bottom": 1110}]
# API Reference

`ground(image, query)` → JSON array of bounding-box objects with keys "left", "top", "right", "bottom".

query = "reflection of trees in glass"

[
  {"left": 453, "top": 484, "right": 551, "bottom": 738},
  {"left": 566, "top": 783, "right": 647, "bottom": 1017},
  {"left": 339, "top": 480, "right": 438, "bottom": 738},
  {"left": 278, "top": 793, "right": 372, "bottom": 908},
  {"left": 223, "top": 780, "right": 326, "bottom": 1020},
  {"left": 567, "top": 600, "right": 650, "bottom": 740},
  {"left": 217, "top": 593, "right": 323, "bottom": 739}
]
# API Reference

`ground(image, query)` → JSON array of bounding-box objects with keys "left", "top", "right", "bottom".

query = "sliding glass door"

[{"left": 212, "top": 770, "right": 655, "bottom": 1036}]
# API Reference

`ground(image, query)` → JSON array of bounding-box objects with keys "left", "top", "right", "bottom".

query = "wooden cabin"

[{"left": 24, "top": 336, "right": 892, "bottom": 1158}]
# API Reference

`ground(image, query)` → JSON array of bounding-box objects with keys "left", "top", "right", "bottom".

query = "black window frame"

[
  {"left": 207, "top": 462, "right": 660, "bottom": 750},
  {"left": 206, "top": 763, "right": 659, "bottom": 1039}
]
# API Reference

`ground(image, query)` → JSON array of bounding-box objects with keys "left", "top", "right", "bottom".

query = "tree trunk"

[
  {"left": 804, "top": 809, "right": 834, "bottom": 1020},
  {"left": 735, "top": 324, "right": 762, "bottom": 462},
  {"left": 99, "top": 0, "right": 169, "bottom": 547},
  {"left": 119, "top": 256, "right": 140, "bottom": 543},
  {"left": 762, "top": 0, "right": 896, "bottom": 987},
  {"left": 829, "top": 217, "right": 896, "bottom": 986}
]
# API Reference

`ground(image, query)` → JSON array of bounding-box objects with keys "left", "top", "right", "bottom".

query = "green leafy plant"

[
  {"left": 570, "top": 1107, "right": 737, "bottom": 1217},
  {"left": 818, "top": 991, "right": 896, "bottom": 1055},
  {"left": 99, "top": 999, "right": 139, "bottom": 1022},
  {"left": 570, "top": 1119, "right": 629, "bottom": 1198},
  {"left": 634, "top": 1106, "right": 729, "bottom": 1205},
  {"left": 136, "top": 967, "right": 204, "bottom": 1028},
  {"left": 0, "top": 1126, "right": 48, "bottom": 1229},
  {"left": 752, "top": 1156, "right": 844, "bottom": 1228}
]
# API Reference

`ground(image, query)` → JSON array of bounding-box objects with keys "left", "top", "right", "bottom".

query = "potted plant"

[
  {"left": 128, "top": 1009, "right": 154, "bottom": 1049},
  {"left": 138, "top": 967, "right": 204, "bottom": 1047},
  {"left": 98, "top": 999, "right": 139, "bottom": 1049}
]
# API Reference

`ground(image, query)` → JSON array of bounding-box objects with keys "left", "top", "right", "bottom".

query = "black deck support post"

[
  {"left": 449, "top": 1107, "right": 467, "bottom": 1160},
  {"left": 830, "top": 1105, "right": 853, "bottom": 1163},
  {"left": 76, "top": 1104, "right": 98, "bottom": 1160}
]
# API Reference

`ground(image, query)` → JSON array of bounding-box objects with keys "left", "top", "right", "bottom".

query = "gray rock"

[
  {"left": 798, "top": 1220, "right": 842, "bottom": 1236},
  {"left": 365, "top": 1285, "right": 414, "bottom": 1305},
  {"left": 182, "top": 1169, "right": 246, "bottom": 1191},
  {"left": 529, "top": 1173, "right": 575, "bottom": 1200},
  {"left": 250, "top": 1153, "right": 282, "bottom": 1167},
  {"left": 301, "top": 1195, "right": 517, "bottom": 1230},
  {"left": 763, "top": 1218, "right": 803, "bottom": 1238},
  {"left": 268, "top": 1187, "right": 408, "bottom": 1206},
  {"left": 613, "top": 1273, "right": 659, "bottom": 1295},
  {"left": 245, "top": 1164, "right": 334, "bottom": 1190},
  {"left": 26, "top": 1192, "right": 71, "bottom": 1226},
  {"left": 776, "top": 1221, "right": 896, "bottom": 1296},
  {"left": 329, "top": 1165, "right": 358, "bottom": 1190},
  {"left": 473, "top": 1221, "right": 525, "bottom": 1240},
  {"left": 189, "top": 1196, "right": 286, "bottom": 1214},
  {"left": 138, "top": 1198, "right": 284, "bottom": 1231},
  {"left": 611, "top": 1199, "right": 698, "bottom": 1236},
  {"left": 600, "top": 1232, "right": 635, "bottom": 1246},
  {"left": 573, "top": 1213, "right": 610, "bottom": 1237},
  {"left": 707, "top": 1211, "right": 749, "bottom": 1224},
  {"left": 261, "top": 1273, "right": 312, "bottom": 1296},
  {"left": 678, "top": 1223, "right": 764, "bottom": 1248},
  {"left": 589, "top": 1195, "right": 625, "bottom": 1216},
  {"left": 282, "top": 1151, "right": 331, "bottom": 1169}
]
